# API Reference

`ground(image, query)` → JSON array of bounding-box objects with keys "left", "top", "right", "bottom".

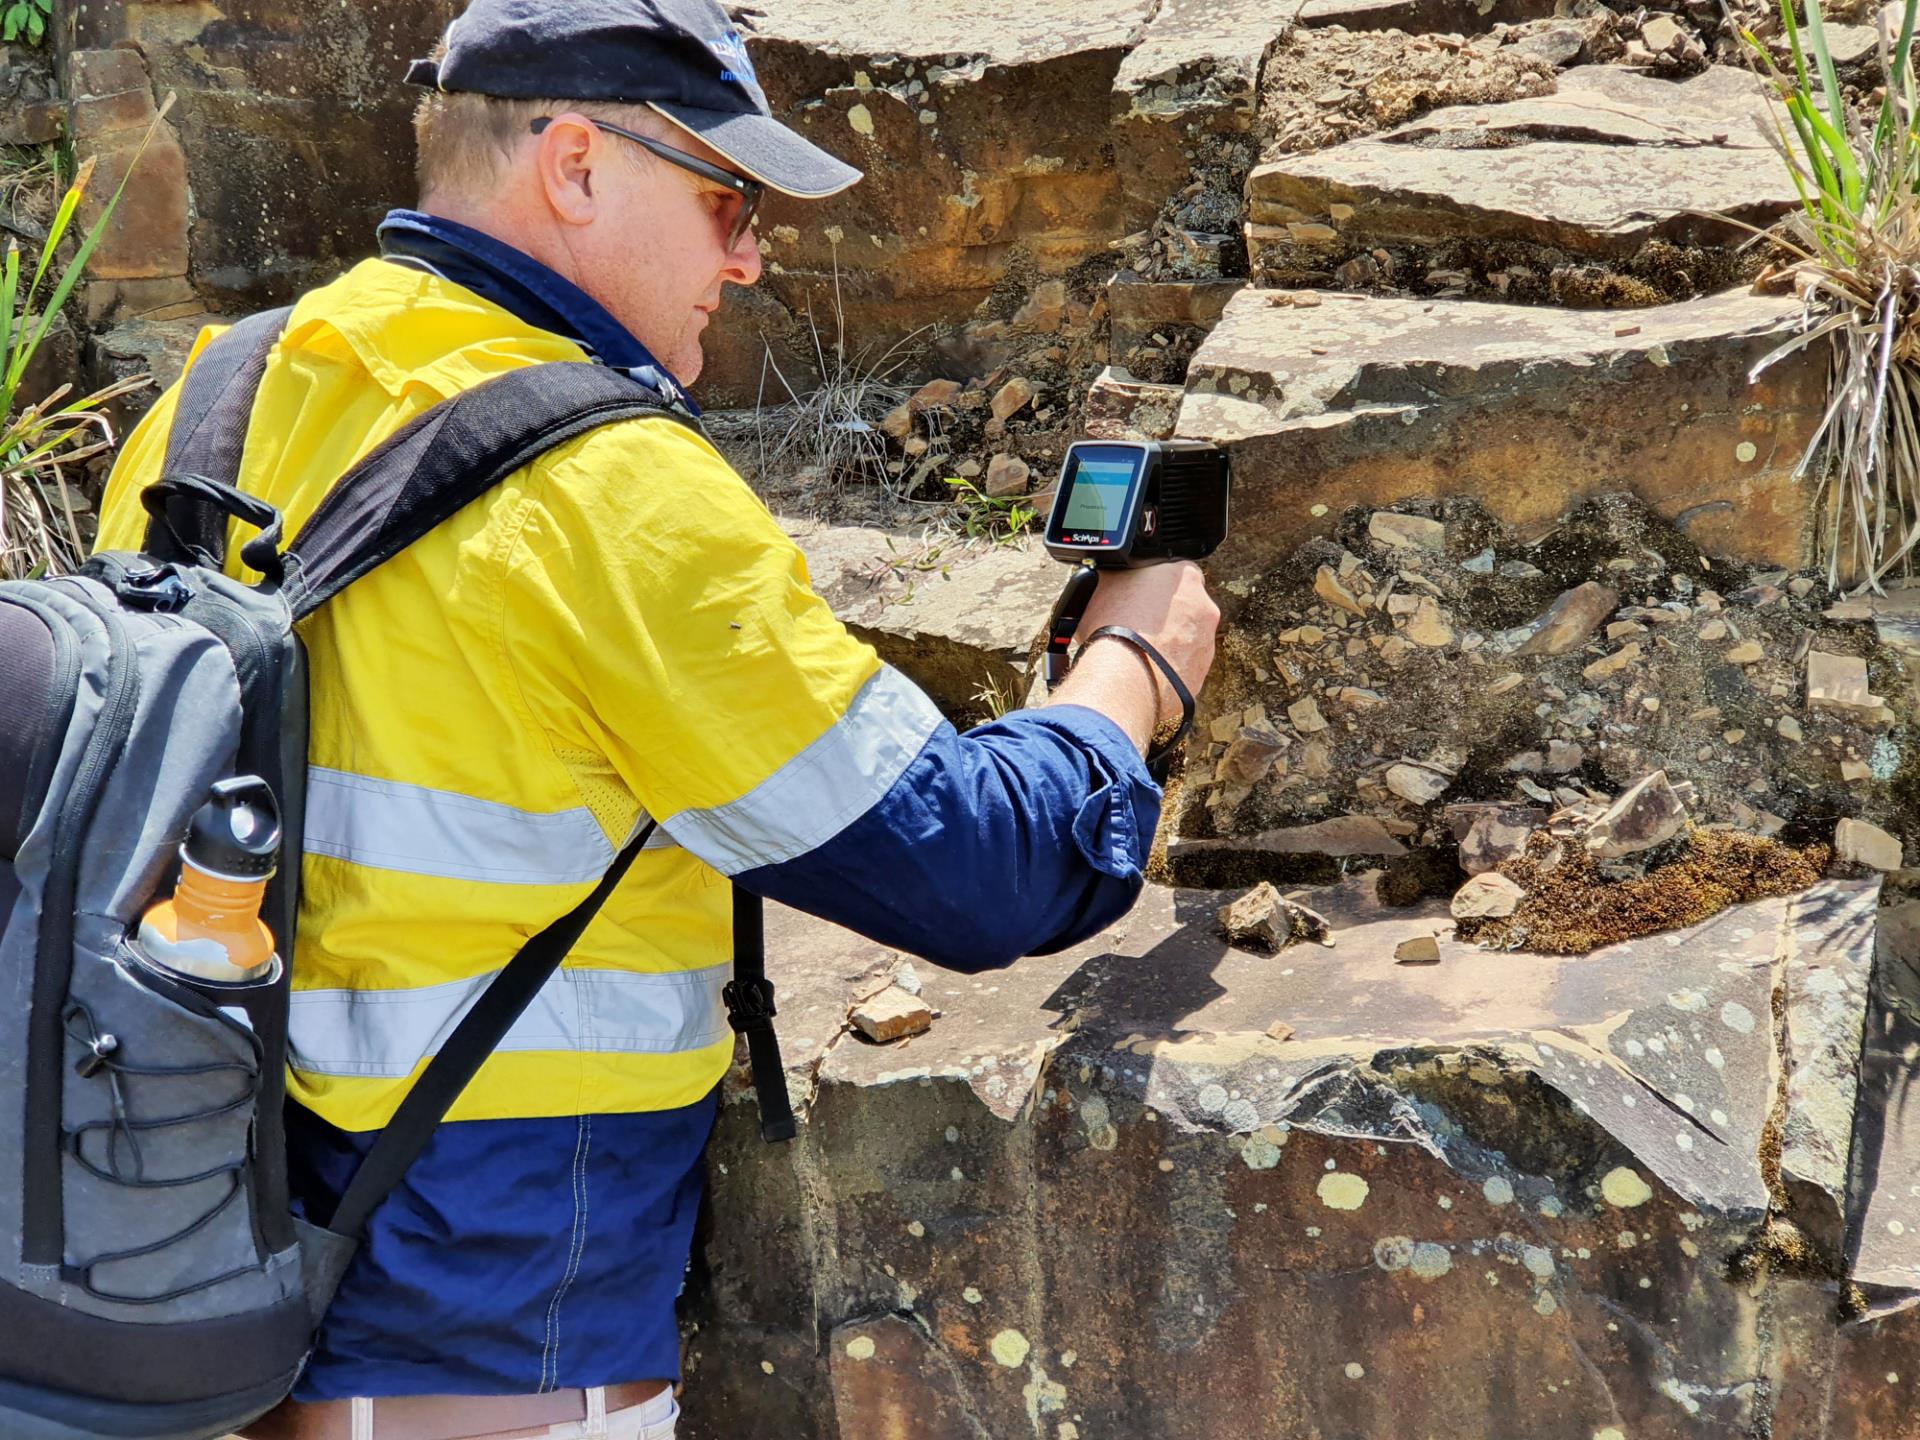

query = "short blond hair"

[{"left": 411, "top": 86, "right": 667, "bottom": 200}]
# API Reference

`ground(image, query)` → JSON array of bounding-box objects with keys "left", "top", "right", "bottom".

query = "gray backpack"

[{"left": 0, "top": 312, "right": 791, "bottom": 1440}]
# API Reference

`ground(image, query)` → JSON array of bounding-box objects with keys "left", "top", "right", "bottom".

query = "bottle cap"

[{"left": 184, "top": 776, "right": 281, "bottom": 880}]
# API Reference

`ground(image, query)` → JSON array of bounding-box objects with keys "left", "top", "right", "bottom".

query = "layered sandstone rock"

[{"left": 1179, "top": 287, "right": 1824, "bottom": 571}]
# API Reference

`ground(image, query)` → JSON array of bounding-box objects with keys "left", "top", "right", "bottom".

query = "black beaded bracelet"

[{"left": 1079, "top": 624, "right": 1195, "bottom": 767}]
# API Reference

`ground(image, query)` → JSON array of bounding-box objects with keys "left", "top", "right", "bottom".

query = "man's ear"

[{"left": 534, "top": 112, "right": 602, "bottom": 227}]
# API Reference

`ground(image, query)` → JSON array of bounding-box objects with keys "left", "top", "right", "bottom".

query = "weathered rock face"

[
  {"left": 69, "top": 1, "right": 455, "bottom": 311},
  {"left": 703, "top": 0, "right": 1281, "bottom": 403},
  {"left": 683, "top": 876, "right": 1905, "bottom": 1438},
  {"left": 1179, "top": 287, "right": 1824, "bottom": 573},
  {"left": 787, "top": 520, "right": 1056, "bottom": 720},
  {"left": 1249, "top": 66, "right": 1792, "bottom": 305}
]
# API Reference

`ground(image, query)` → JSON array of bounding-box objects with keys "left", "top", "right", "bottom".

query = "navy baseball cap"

[{"left": 406, "top": 0, "right": 863, "bottom": 199}]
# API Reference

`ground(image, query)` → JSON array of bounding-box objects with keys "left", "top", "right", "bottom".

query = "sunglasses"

[{"left": 530, "top": 116, "right": 763, "bottom": 250}]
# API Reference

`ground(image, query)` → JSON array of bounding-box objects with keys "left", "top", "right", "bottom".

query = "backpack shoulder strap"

[
  {"left": 145, "top": 305, "right": 293, "bottom": 565},
  {"left": 281, "top": 361, "right": 687, "bottom": 619}
]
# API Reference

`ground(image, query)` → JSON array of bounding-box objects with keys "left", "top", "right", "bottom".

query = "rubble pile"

[
  {"left": 1258, "top": 24, "right": 1557, "bottom": 155},
  {"left": 1165, "top": 499, "right": 1917, "bottom": 893}
]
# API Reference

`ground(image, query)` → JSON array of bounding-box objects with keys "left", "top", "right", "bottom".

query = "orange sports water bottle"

[{"left": 136, "top": 776, "right": 282, "bottom": 983}]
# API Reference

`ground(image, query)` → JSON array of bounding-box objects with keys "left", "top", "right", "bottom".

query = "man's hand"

[{"left": 1045, "top": 561, "right": 1220, "bottom": 755}]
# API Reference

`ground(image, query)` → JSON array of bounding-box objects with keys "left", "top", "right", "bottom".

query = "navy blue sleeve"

[{"left": 734, "top": 704, "right": 1160, "bottom": 973}]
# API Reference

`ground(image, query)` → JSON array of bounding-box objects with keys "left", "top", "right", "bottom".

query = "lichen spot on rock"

[
  {"left": 1410, "top": 1242, "right": 1452, "bottom": 1280},
  {"left": 1344, "top": 1362, "right": 1366, "bottom": 1380},
  {"left": 847, "top": 103, "right": 874, "bottom": 136},
  {"left": 1318, "top": 1172, "right": 1370, "bottom": 1210},
  {"left": 1242, "top": 1127, "right": 1285, "bottom": 1170},
  {"left": 845, "top": 1336, "right": 876, "bottom": 1361},
  {"left": 1720, "top": 1001, "right": 1756, "bottom": 1034},
  {"left": 1595, "top": 1429, "right": 1627, "bottom": 1440},
  {"left": 1079, "top": 1094, "right": 1118, "bottom": 1152},
  {"left": 1735, "top": 441, "right": 1758, "bottom": 463},
  {"left": 1601, "top": 1167, "right": 1654, "bottom": 1208},
  {"left": 1534, "top": 1290, "right": 1558, "bottom": 1317},
  {"left": 1522, "top": 1245, "right": 1555, "bottom": 1279},
  {"left": 991, "top": 1329, "right": 1031, "bottom": 1368},
  {"left": 1374, "top": 1236, "right": 1414, "bottom": 1271},
  {"left": 1483, "top": 1176, "right": 1515, "bottom": 1206}
]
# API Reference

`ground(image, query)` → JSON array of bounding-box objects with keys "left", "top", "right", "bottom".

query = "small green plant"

[
  {"left": 943, "top": 476, "right": 1037, "bottom": 543},
  {"left": 1, "top": 100, "right": 171, "bottom": 580},
  {"left": 969, "top": 667, "right": 1023, "bottom": 721},
  {"left": 1743, "top": 0, "right": 1920, "bottom": 591},
  {"left": 2, "top": 0, "right": 52, "bottom": 45}
]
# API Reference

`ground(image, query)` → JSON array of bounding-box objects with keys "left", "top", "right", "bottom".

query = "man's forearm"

[{"left": 1045, "top": 636, "right": 1159, "bottom": 754}]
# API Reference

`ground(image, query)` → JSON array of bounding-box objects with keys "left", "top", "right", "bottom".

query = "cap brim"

[{"left": 650, "top": 102, "right": 863, "bottom": 199}]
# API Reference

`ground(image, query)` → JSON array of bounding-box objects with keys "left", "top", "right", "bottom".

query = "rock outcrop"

[
  {"left": 1179, "top": 288, "right": 1824, "bottom": 571},
  {"left": 682, "top": 878, "right": 1909, "bottom": 1438}
]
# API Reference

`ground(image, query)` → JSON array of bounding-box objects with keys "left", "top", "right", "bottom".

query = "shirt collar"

[{"left": 375, "top": 208, "right": 700, "bottom": 417}]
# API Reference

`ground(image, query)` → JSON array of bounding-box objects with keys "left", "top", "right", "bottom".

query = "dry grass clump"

[
  {"left": 738, "top": 247, "right": 924, "bottom": 500},
  {"left": 1459, "top": 829, "right": 1830, "bottom": 954},
  {"left": 1744, "top": 0, "right": 1920, "bottom": 591}
]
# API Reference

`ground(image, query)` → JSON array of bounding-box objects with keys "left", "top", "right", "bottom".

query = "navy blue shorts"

[{"left": 286, "top": 1090, "right": 718, "bottom": 1398}]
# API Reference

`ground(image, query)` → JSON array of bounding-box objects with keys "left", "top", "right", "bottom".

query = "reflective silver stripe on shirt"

[
  {"left": 287, "top": 962, "right": 733, "bottom": 1078},
  {"left": 662, "top": 663, "right": 944, "bottom": 877},
  {"left": 304, "top": 767, "right": 624, "bottom": 885}
]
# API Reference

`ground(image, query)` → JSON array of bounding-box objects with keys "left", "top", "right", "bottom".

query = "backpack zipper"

[{"left": 21, "top": 593, "right": 141, "bottom": 1268}]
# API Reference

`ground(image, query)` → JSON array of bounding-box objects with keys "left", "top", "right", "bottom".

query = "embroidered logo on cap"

[{"left": 710, "top": 30, "right": 756, "bottom": 86}]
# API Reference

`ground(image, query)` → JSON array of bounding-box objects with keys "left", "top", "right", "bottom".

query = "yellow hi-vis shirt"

[{"left": 97, "top": 257, "right": 910, "bottom": 1132}]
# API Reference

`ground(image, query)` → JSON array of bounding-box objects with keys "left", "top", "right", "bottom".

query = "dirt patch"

[
  {"left": 1259, "top": 29, "right": 1555, "bottom": 158},
  {"left": 1457, "top": 828, "right": 1830, "bottom": 954}
]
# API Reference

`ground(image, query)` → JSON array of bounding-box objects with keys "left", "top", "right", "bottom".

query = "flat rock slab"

[
  {"left": 788, "top": 520, "right": 1056, "bottom": 717},
  {"left": 1848, "top": 899, "right": 1920, "bottom": 1306},
  {"left": 1247, "top": 65, "right": 1798, "bottom": 260},
  {"left": 1115, "top": 0, "right": 1283, "bottom": 122},
  {"left": 1177, "top": 286, "right": 1823, "bottom": 569},
  {"left": 1782, "top": 882, "right": 1881, "bottom": 1254},
  {"left": 743, "top": 0, "right": 1156, "bottom": 66},
  {"left": 683, "top": 878, "right": 1900, "bottom": 1438},
  {"left": 1298, "top": 0, "right": 1562, "bottom": 31}
]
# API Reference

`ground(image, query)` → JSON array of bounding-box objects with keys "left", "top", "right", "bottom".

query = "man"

[{"left": 95, "top": 0, "right": 1219, "bottom": 1435}]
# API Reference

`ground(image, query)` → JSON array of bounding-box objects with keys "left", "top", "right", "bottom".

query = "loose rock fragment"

[
  {"left": 1460, "top": 808, "right": 1537, "bottom": 875},
  {"left": 984, "top": 453, "right": 1030, "bottom": 497},
  {"left": 1218, "top": 882, "right": 1334, "bottom": 951},
  {"left": 1546, "top": 740, "right": 1584, "bottom": 774},
  {"left": 909, "top": 377, "right": 963, "bottom": 411},
  {"left": 1385, "top": 762, "right": 1451, "bottom": 804},
  {"left": 1394, "top": 934, "right": 1442, "bottom": 965},
  {"left": 1314, "top": 565, "right": 1369, "bottom": 617},
  {"left": 1515, "top": 583, "right": 1618, "bottom": 657},
  {"left": 989, "top": 376, "right": 1035, "bottom": 422},
  {"left": 1583, "top": 642, "right": 1642, "bottom": 684},
  {"left": 1405, "top": 598, "right": 1455, "bottom": 648},
  {"left": 1727, "top": 640, "right": 1764, "bottom": 665},
  {"left": 1217, "top": 724, "right": 1290, "bottom": 785},
  {"left": 1289, "top": 696, "right": 1330, "bottom": 734},
  {"left": 1452, "top": 872, "right": 1526, "bottom": 919},
  {"left": 1585, "top": 770, "right": 1689, "bottom": 860},
  {"left": 850, "top": 987, "right": 935, "bottom": 1043},
  {"left": 1806, "top": 650, "right": 1885, "bottom": 717},
  {"left": 1835, "top": 817, "right": 1904, "bottom": 872},
  {"left": 1368, "top": 511, "right": 1445, "bottom": 552}
]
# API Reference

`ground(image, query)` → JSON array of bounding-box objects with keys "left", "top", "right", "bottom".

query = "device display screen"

[{"left": 1049, "top": 445, "right": 1147, "bottom": 548}]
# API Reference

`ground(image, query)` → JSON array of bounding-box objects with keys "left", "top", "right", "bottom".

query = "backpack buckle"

[
  {"left": 116, "top": 563, "right": 194, "bottom": 613},
  {"left": 723, "top": 976, "right": 778, "bottom": 1031}
]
